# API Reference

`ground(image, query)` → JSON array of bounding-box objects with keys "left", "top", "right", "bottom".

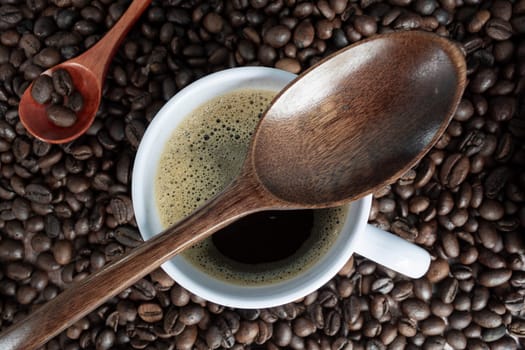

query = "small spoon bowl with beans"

[{"left": 18, "top": 0, "right": 152, "bottom": 144}]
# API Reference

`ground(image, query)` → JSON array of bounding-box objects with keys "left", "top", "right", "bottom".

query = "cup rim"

[{"left": 132, "top": 67, "right": 371, "bottom": 308}]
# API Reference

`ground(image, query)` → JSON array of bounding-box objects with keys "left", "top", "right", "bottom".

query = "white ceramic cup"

[{"left": 132, "top": 67, "right": 431, "bottom": 309}]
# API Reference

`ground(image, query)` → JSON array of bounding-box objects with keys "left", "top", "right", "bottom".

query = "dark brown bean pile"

[
  {"left": 31, "top": 68, "right": 83, "bottom": 127},
  {"left": 1, "top": 0, "right": 524, "bottom": 349}
]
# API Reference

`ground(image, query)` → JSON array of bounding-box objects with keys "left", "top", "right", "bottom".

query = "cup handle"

[{"left": 353, "top": 224, "right": 431, "bottom": 278}]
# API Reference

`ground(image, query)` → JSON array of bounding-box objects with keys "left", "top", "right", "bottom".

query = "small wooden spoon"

[
  {"left": 0, "top": 31, "right": 466, "bottom": 350},
  {"left": 18, "top": 0, "right": 152, "bottom": 144}
]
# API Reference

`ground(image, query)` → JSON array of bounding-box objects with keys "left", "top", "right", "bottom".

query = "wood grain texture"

[
  {"left": 18, "top": 0, "right": 152, "bottom": 144},
  {"left": 252, "top": 30, "right": 467, "bottom": 206},
  {"left": 1, "top": 31, "right": 467, "bottom": 350}
]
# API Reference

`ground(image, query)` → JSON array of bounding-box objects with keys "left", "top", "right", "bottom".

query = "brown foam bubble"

[{"left": 155, "top": 89, "right": 348, "bottom": 286}]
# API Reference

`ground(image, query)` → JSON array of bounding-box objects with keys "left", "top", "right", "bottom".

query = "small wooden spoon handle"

[
  {"left": 0, "top": 178, "right": 267, "bottom": 350},
  {"left": 72, "top": 0, "right": 152, "bottom": 84}
]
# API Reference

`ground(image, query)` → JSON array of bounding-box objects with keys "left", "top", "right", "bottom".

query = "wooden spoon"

[
  {"left": 0, "top": 31, "right": 466, "bottom": 350},
  {"left": 18, "top": 0, "right": 152, "bottom": 144}
]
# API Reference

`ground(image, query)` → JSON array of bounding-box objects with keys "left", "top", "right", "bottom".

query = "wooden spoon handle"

[
  {"left": 0, "top": 178, "right": 265, "bottom": 350},
  {"left": 72, "top": 0, "right": 152, "bottom": 84}
]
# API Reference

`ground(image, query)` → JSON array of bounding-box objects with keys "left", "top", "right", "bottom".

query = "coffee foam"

[
  {"left": 156, "top": 90, "right": 272, "bottom": 219},
  {"left": 155, "top": 89, "right": 348, "bottom": 285}
]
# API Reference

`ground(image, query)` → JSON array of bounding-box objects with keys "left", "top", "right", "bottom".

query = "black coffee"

[
  {"left": 155, "top": 89, "right": 347, "bottom": 285},
  {"left": 212, "top": 210, "right": 314, "bottom": 264}
]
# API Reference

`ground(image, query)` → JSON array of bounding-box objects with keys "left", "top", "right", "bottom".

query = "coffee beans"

[
  {"left": 264, "top": 25, "right": 291, "bottom": 48},
  {"left": 46, "top": 105, "right": 77, "bottom": 127},
  {"left": 1, "top": 0, "right": 524, "bottom": 348},
  {"left": 30, "top": 69, "right": 83, "bottom": 128},
  {"left": 138, "top": 302, "right": 163, "bottom": 323},
  {"left": 31, "top": 75, "right": 53, "bottom": 104},
  {"left": 52, "top": 69, "right": 74, "bottom": 96},
  {"left": 492, "top": 271, "right": 517, "bottom": 292},
  {"left": 485, "top": 18, "right": 514, "bottom": 40},
  {"left": 401, "top": 298, "right": 431, "bottom": 321},
  {"left": 473, "top": 309, "right": 503, "bottom": 328}
]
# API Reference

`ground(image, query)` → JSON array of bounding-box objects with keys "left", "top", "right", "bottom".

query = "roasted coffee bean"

[
  {"left": 163, "top": 305, "right": 180, "bottom": 335},
  {"left": 132, "top": 278, "right": 156, "bottom": 300},
  {"left": 370, "top": 294, "right": 389, "bottom": 320},
  {"left": 489, "top": 336, "right": 518, "bottom": 350},
  {"left": 479, "top": 199, "right": 505, "bottom": 221},
  {"left": 463, "top": 323, "right": 481, "bottom": 339},
  {"left": 66, "top": 175, "right": 90, "bottom": 193},
  {"left": 170, "top": 284, "right": 190, "bottom": 307},
  {"left": 33, "top": 47, "right": 61, "bottom": 68},
  {"left": 31, "top": 74, "right": 54, "bottom": 104},
  {"left": 450, "top": 264, "right": 472, "bottom": 280},
  {"left": 440, "top": 231, "right": 460, "bottom": 258},
  {"left": 292, "top": 317, "right": 315, "bottom": 337},
  {"left": 445, "top": 329, "right": 467, "bottom": 349},
  {"left": 508, "top": 319, "right": 525, "bottom": 337},
  {"left": 449, "top": 310, "right": 471, "bottom": 330},
  {"left": 477, "top": 268, "right": 512, "bottom": 287},
  {"left": 354, "top": 15, "right": 377, "bottom": 36},
  {"left": 124, "top": 119, "right": 145, "bottom": 148},
  {"left": 52, "top": 69, "right": 74, "bottom": 96},
  {"left": 6, "top": 261, "right": 33, "bottom": 280},
  {"left": 25, "top": 184, "right": 52, "bottom": 204},
  {"left": 52, "top": 239, "right": 73, "bottom": 265},
  {"left": 398, "top": 317, "right": 417, "bottom": 337},
  {"left": 477, "top": 220, "right": 498, "bottom": 249},
  {"left": 36, "top": 252, "right": 60, "bottom": 271},
  {"left": 324, "top": 310, "right": 341, "bottom": 336},
  {"left": 423, "top": 335, "right": 445, "bottom": 350},
  {"left": 401, "top": 298, "right": 430, "bottom": 321},
  {"left": 485, "top": 18, "right": 513, "bottom": 40},
  {"left": 478, "top": 247, "right": 506, "bottom": 269},
  {"left": 0, "top": 5, "right": 22, "bottom": 27},
  {"left": 342, "top": 295, "right": 361, "bottom": 325},
  {"left": 439, "top": 153, "right": 469, "bottom": 188},
  {"left": 203, "top": 13, "right": 224, "bottom": 34},
  {"left": 363, "top": 318, "right": 381, "bottom": 338},
  {"left": 114, "top": 226, "right": 143, "bottom": 247},
  {"left": 109, "top": 195, "right": 133, "bottom": 224},
  {"left": 503, "top": 292, "right": 525, "bottom": 313},
  {"left": 264, "top": 25, "right": 291, "bottom": 48},
  {"left": 481, "top": 324, "right": 506, "bottom": 342},
  {"left": 430, "top": 299, "right": 454, "bottom": 318},
  {"left": 437, "top": 191, "right": 454, "bottom": 215},
  {"left": 391, "top": 281, "right": 413, "bottom": 301},
  {"left": 472, "top": 286, "right": 490, "bottom": 311},
  {"left": 66, "top": 91, "right": 83, "bottom": 112},
  {"left": 95, "top": 328, "right": 116, "bottom": 350},
  {"left": 467, "top": 338, "right": 490, "bottom": 350},
  {"left": 371, "top": 277, "right": 394, "bottom": 294},
  {"left": 473, "top": 309, "right": 502, "bottom": 328},
  {"left": 426, "top": 258, "right": 450, "bottom": 283},
  {"left": 138, "top": 302, "right": 163, "bottom": 323},
  {"left": 293, "top": 20, "right": 314, "bottom": 49},
  {"left": 0, "top": 0, "right": 524, "bottom": 348},
  {"left": 470, "top": 68, "right": 498, "bottom": 94},
  {"left": 179, "top": 304, "right": 205, "bottom": 326},
  {"left": 0, "top": 239, "right": 24, "bottom": 261},
  {"left": 47, "top": 105, "right": 77, "bottom": 128},
  {"left": 420, "top": 315, "right": 446, "bottom": 336}
]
